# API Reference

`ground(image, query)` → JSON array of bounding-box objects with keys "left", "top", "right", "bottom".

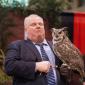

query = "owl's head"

[{"left": 52, "top": 27, "right": 67, "bottom": 44}]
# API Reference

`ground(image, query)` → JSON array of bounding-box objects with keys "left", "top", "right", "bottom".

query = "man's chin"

[{"left": 36, "top": 36, "right": 44, "bottom": 43}]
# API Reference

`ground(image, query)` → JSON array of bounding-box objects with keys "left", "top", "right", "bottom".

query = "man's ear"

[{"left": 24, "top": 28, "right": 28, "bottom": 40}]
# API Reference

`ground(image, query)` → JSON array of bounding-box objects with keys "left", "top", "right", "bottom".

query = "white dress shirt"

[{"left": 34, "top": 39, "right": 57, "bottom": 83}]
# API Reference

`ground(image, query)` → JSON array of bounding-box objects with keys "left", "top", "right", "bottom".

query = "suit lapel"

[{"left": 24, "top": 39, "right": 42, "bottom": 61}]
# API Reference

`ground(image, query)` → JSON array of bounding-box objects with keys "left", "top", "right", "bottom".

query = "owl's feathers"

[{"left": 52, "top": 27, "right": 85, "bottom": 78}]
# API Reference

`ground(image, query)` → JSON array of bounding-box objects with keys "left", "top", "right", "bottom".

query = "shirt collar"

[{"left": 33, "top": 39, "right": 48, "bottom": 46}]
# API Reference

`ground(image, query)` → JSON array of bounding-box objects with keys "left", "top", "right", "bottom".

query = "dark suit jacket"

[{"left": 4, "top": 39, "right": 64, "bottom": 85}]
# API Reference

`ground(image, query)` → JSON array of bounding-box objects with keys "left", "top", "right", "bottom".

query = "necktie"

[{"left": 38, "top": 43, "right": 56, "bottom": 85}]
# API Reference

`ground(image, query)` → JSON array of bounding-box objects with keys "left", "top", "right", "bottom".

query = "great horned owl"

[{"left": 52, "top": 27, "right": 85, "bottom": 78}]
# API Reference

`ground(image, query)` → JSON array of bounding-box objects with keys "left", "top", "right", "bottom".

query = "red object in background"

[{"left": 73, "top": 12, "right": 85, "bottom": 54}]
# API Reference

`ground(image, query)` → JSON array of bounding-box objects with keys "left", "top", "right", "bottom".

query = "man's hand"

[
  {"left": 35, "top": 61, "right": 51, "bottom": 73},
  {"left": 83, "top": 82, "right": 85, "bottom": 85}
]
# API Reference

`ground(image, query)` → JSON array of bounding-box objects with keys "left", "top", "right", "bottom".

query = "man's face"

[{"left": 25, "top": 16, "right": 45, "bottom": 43}]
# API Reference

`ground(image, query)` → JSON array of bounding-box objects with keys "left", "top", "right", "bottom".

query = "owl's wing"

[{"left": 53, "top": 44, "right": 67, "bottom": 64}]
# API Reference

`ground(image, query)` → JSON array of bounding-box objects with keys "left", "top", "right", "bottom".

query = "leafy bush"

[{"left": 0, "top": 49, "right": 12, "bottom": 85}]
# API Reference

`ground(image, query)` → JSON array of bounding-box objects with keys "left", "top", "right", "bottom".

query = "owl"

[{"left": 52, "top": 27, "right": 85, "bottom": 78}]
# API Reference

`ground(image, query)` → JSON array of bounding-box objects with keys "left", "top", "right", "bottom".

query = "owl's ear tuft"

[
  {"left": 51, "top": 28, "right": 56, "bottom": 32},
  {"left": 62, "top": 27, "right": 68, "bottom": 35},
  {"left": 62, "top": 27, "right": 68, "bottom": 31}
]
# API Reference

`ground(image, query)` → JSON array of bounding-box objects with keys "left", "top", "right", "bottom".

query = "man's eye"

[
  {"left": 39, "top": 23, "right": 43, "bottom": 26},
  {"left": 30, "top": 23, "right": 36, "bottom": 26}
]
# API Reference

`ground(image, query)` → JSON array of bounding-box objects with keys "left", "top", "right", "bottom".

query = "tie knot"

[{"left": 35, "top": 43, "right": 47, "bottom": 47}]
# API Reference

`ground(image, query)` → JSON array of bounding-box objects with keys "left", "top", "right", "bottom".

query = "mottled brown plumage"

[{"left": 52, "top": 27, "right": 85, "bottom": 78}]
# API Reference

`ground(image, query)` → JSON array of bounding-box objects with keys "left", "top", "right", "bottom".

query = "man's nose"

[{"left": 36, "top": 24, "right": 41, "bottom": 29}]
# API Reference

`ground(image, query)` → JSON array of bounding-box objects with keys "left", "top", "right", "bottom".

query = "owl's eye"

[{"left": 54, "top": 32, "right": 56, "bottom": 35}]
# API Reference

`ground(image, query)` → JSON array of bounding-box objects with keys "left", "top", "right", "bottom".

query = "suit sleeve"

[{"left": 4, "top": 41, "right": 36, "bottom": 80}]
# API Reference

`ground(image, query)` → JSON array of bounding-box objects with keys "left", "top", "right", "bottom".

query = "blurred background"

[{"left": 0, "top": 0, "right": 85, "bottom": 85}]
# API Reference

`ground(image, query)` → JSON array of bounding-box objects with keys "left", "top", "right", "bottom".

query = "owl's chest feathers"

[{"left": 54, "top": 37, "right": 73, "bottom": 56}]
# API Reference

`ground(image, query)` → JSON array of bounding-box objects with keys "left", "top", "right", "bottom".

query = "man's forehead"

[
  {"left": 30, "top": 17, "right": 43, "bottom": 22},
  {"left": 26, "top": 15, "right": 43, "bottom": 22},
  {"left": 24, "top": 14, "right": 44, "bottom": 29}
]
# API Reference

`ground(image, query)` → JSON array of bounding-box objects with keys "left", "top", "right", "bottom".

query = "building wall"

[{"left": 7, "top": 12, "right": 24, "bottom": 44}]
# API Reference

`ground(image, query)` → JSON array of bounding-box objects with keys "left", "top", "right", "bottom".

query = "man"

[{"left": 4, "top": 14, "right": 67, "bottom": 85}]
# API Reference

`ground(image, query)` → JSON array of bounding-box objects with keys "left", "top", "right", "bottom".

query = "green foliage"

[
  {"left": 0, "top": 0, "right": 29, "bottom": 17},
  {"left": 28, "top": 0, "right": 70, "bottom": 28},
  {"left": 0, "top": 68, "right": 12, "bottom": 85},
  {"left": 0, "top": 49, "right": 12, "bottom": 85}
]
